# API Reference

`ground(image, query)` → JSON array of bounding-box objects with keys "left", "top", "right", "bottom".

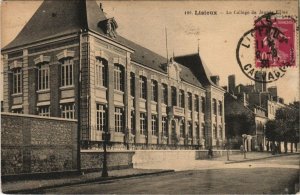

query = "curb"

[
  {"left": 225, "top": 152, "right": 299, "bottom": 164},
  {"left": 3, "top": 170, "right": 174, "bottom": 194}
]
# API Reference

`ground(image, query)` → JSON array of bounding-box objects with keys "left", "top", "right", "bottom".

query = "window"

[
  {"left": 130, "top": 72, "right": 135, "bottom": 97},
  {"left": 38, "top": 106, "right": 50, "bottom": 117},
  {"left": 139, "top": 76, "right": 147, "bottom": 99},
  {"left": 196, "top": 123, "right": 200, "bottom": 139},
  {"left": 218, "top": 100, "right": 222, "bottom": 116},
  {"left": 213, "top": 98, "right": 217, "bottom": 115},
  {"left": 96, "top": 104, "right": 106, "bottom": 131},
  {"left": 201, "top": 123, "right": 205, "bottom": 139},
  {"left": 115, "top": 107, "right": 123, "bottom": 132},
  {"left": 131, "top": 111, "right": 135, "bottom": 133},
  {"left": 13, "top": 68, "right": 22, "bottom": 94},
  {"left": 151, "top": 115, "right": 158, "bottom": 136},
  {"left": 201, "top": 96, "right": 205, "bottom": 113},
  {"left": 114, "top": 65, "right": 124, "bottom": 91},
  {"left": 38, "top": 65, "right": 49, "bottom": 90},
  {"left": 179, "top": 90, "right": 185, "bottom": 108},
  {"left": 187, "top": 92, "right": 192, "bottom": 110},
  {"left": 151, "top": 80, "right": 158, "bottom": 102},
  {"left": 61, "top": 103, "right": 75, "bottom": 119},
  {"left": 161, "top": 84, "right": 168, "bottom": 104},
  {"left": 162, "top": 117, "right": 168, "bottom": 137},
  {"left": 188, "top": 121, "right": 192, "bottom": 138},
  {"left": 219, "top": 125, "right": 223, "bottom": 139},
  {"left": 12, "top": 108, "right": 23, "bottom": 114},
  {"left": 171, "top": 86, "right": 177, "bottom": 106},
  {"left": 194, "top": 95, "right": 199, "bottom": 112},
  {"left": 140, "top": 113, "right": 147, "bottom": 135},
  {"left": 96, "top": 58, "right": 107, "bottom": 87},
  {"left": 61, "top": 59, "right": 73, "bottom": 87},
  {"left": 179, "top": 120, "right": 185, "bottom": 138},
  {"left": 213, "top": 124, "right": 217, "bottom": 139}
]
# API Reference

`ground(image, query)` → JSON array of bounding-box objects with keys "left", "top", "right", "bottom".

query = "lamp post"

[
  {"left": 242, "top": 134, "right": 247, "bottom": 159},
  {"left": 102, "top": 130, "right": 110, "bottom": 177}
]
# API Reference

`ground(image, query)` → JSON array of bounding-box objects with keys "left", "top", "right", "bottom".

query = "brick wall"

[{"left": 1, "top": 113, "right": 78, "bottom": 176}]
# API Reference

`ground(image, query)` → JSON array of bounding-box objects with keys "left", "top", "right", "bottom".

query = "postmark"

[{"left": 236, "top": 13, "right": 297, "bottom": 83}]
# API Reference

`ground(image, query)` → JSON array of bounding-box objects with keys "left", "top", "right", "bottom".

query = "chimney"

[
  {"left": 228, "top": 75, "right": 236, "bottom": 94},
  {"left": 210, "top": 75, "right": 220, "bottom": 86}
]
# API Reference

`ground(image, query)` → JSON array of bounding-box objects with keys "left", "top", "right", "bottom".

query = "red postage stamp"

[{"left": 255, "top": 17, "right": 296, "bottom": 68}]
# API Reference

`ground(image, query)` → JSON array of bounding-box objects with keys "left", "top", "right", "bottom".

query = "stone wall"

[
  {"left": 1, "top": 113, "right": 78, "bottom": 176},
  {"left": 81, "top": 151, "right": 135, "bottom": 172}
]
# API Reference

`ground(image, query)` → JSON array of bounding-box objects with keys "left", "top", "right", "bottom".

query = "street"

[{"left": 39, "top": 155, "right": 299, "bottom": 194}]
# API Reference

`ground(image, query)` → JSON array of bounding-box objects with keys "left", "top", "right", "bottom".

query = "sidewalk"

[
  {"left": 1, "top": 168, "right": 174, "bottom": 194},
  {"left": 213, "top": 151, "right": 299, "bottom": 164}
]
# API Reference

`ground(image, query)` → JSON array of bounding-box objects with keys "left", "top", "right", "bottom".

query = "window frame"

[
  {"left": 61, "top": 103, "right": 75, "bottom": 119},
  {"left": 12, "top": 68, "right": 22, "bottom": 94},
  {"left": 96, "top": 104, "right": 106, "bottom": 131},
  {"left": 114, "top": 107, "right": 123, "bottom": 132},
  {"left": 95, "top": 58, "right": 107, "bottom": 87},
  {"left": 38, "top": 106, "right": 50, "bottom": 117},
  {"left": 38, "top": 64, "right": 50, "bottom": 91},
  {"left": 151, "top": 115, "right": 158, "bottom": 136},
  {"left": 61, "top": 58, "right": 73, "bottom": 87},
  {"left": 140, "top": 112, "right": 147, "bottom": 135}
]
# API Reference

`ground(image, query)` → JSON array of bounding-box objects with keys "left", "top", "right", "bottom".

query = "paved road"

[{"left": 41, "top": 155, "right": 299, "bottom": 194}]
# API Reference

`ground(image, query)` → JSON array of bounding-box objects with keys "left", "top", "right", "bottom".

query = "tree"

[{"left": 275, "top": 107, "right": 299, "bottom": 153}]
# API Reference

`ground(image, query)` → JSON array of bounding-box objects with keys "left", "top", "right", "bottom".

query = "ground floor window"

[
  {"left": 151, "top": 115, "right": 158, "bottom": 136},
  {"left": 115, "top": 107, "right": 123, "bottom": 132},
  {"left": 162, "top": 117, "right": 168, "bottom": 137},
  {"left": 213, "top": 124, "right": 217, "bottom": 139},
  {"left": 38, "top": 106, "right": 50, "bottom": 117},
  {"left": 61, "top": 103, "right": 75, "bottom": 119},
  {"left": 96, "top": 104, "right": 106, "bottom": 131},
  {"left": 140, "top": 113, "right": 147, "bottom": 135},
  {"left": 179, "top": 120, "right": 185, "bottom": 138}
]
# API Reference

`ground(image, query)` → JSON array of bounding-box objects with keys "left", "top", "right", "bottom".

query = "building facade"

[{"left": 2, "top": 0, "right": 225, "bottom": 150}]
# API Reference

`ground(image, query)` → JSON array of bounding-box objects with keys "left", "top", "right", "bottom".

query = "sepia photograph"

[{"left": 1, "top": 0, "right": 299, "bottom": 194}]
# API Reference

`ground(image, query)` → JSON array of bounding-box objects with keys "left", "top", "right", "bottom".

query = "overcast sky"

[{"left": 1, "top": 0, "right": 299, "bottom": 103}]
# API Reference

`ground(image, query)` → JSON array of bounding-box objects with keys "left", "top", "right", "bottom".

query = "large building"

[{"left": 2, "top": 0, "right": 225, "bottom": 150}]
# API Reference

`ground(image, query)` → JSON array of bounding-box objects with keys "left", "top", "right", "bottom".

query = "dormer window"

[{"left": 99, "top": 18, "right": 118, "bottom": 38}]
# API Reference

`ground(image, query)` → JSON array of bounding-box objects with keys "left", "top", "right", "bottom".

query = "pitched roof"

[
  {"left": 2, "top": 0, "right": 91, "bottom": 50},
  {"left": 3, "top": 0, "right": 215, "bottom": 89}
]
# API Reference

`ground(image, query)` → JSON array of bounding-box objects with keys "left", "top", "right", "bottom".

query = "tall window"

[
  {"left": 179, "top": 90, "right": 185, "bottom": 108},
  {"left": 38, "top": 106, "right": 50, "bottom": 117},
  {"left": 162, "top": 117, "right": 168, "bottom": 137},
  {"left": 213, "top": 98, "right": 217, "bottom": 115},
  {"left": 139, "top": 76, "right": 147, "bottom": 99},
  {"left": 188, "top": 121, "right": 192, "bottom": 138},
  {"left": 140, "top": 113, "right": 147, "bottom": 135},
  {"left": 130, "top": 72, "right": 135, "bottom": 97},
  {"left": 161, "top": 84, "right": 168, "bottom": 104},
  {"left": 201, "top": 123, "right": 205, "bottom": 139},
  {"left": 213, "top": 124, "right": 217, "bottom": 139},
  {"left": 96, "top": 58, "right": 107, "bottom": 87},
  {"left": 194, "top": 95, "right": 199, "bottom": 112},
  {"left": 219, "top": 125, "right": 223, "bottom": 139},
  {"left": 115, "top": 107, "right": 123, "bottom": 132},
  {"left": 218, "top": 100, "right": 222, "bottom": 116},
  {"left": 61, "top": 103, "right": 75, "bottom": 119},
  {"left": 96, "top": 104, "right": 106, "bottom": 131},
  {"left": 187, "top": 92, "right": 192, "bottom": 110},
  {"left": 179, "top": 120, "right": 185, "bottom": 138},
  {"left": 171, "top": 86, "right": 177, "bottom": 106},
  {"left": 151, "top": 80, "right": 158, "bottom": 102},
  {"left": 38, "top": 65, "right": 49, "bottom": 90},
  {"left": 151, "top": 115, "right": 158, "bottom": 136},
  {"left": 196, "top": 123, "right": 200, "bottom": 139},
  {"left": 201, "top": 96, "right": 205, "bottom": 113},
  {"left": 114, "top": 65, "right": 124, "bottom": 91},
  {"left": 61, "top": 59, "right": 73, "bottom": 87},
  {"left": 131, "top": 111, "right": 135, "bottom": 134},
  {"left": 13, "top": 68, "right": 22, "bottom": 94}
]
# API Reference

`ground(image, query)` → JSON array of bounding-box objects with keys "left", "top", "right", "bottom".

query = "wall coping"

[
  {"left": 80, "top": 149, "right": 240, "bottom": 153},
  {"left": 1, "top": 112, "right": 77, "bottom": 122}
]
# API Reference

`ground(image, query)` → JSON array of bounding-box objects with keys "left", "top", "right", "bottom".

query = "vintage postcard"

[{"left": 1, "top": 0, "right": 299, "bottom": 194}]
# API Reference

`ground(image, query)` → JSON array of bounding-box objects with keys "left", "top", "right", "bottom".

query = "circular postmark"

[{"left": 236, "top": 13, "right": 296, "bottom": 83}]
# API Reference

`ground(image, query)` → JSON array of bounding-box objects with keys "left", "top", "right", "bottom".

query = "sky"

[{"left": 1, "top": 0, "right": 299, "bottom": 103}]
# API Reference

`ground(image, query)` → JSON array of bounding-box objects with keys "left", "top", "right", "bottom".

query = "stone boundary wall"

[
  {"left": 132, "top": 150, "right": 241, "bottom": 165},
  {"left": 80, "top": 150, "right": 135, "bottom": 172},
  {"left": 1, "top": 113, "right": 78, "bottom": 176}
]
